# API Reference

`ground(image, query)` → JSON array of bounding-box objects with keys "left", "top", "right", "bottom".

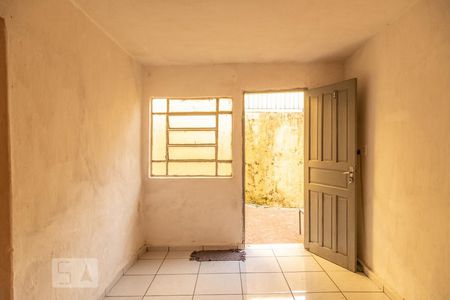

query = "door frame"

[
  {"left": 241, "top": 87, "right": 307, "bottom": 243},
  {"left": 0, "top": 16, "right": 12, "bottom": 300}
]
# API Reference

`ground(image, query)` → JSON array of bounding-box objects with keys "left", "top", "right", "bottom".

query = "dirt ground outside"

[{"left": 245, "top": 204, "right": 303, "bottom": 244}]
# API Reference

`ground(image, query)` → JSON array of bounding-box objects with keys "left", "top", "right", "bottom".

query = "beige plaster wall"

[
  {"left": 143, "top": 63, "right": 343, "bottom": 246},
  {"left": 0, "top": 17, "right": 12, "bottom": 300},
  {"left": 0, "top": 0, "right": 144, "bottom": 299},
  {"left": 344, "top": 0, "right": 450, "bottom": 298}
]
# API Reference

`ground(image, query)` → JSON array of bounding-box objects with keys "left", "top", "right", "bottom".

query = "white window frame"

[{"left": 149, "top": 97, "right": 233, "bottom": 178}]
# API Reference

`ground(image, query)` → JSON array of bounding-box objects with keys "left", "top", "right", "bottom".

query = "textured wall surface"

[
  {"left": 143, "top": 63, "right": 343, "bottom": 246},
  {"left": 345, "top": 0, "right": 450, "bottom": 298},
  {"left": 245, "top": 112, "right": 304, "bottom": 208},
  {"left": 70, "top": 0, "right": 415, "bottom": 65},
  {"left": 0, "top": 0, "right": 144, "bottom": 299}
]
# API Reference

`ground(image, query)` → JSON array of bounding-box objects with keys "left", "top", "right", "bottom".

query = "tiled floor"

[{"left": 105, "top": 244, "right": 389, "bottom": 300}]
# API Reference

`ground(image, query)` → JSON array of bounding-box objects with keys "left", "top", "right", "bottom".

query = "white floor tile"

[
  {"left": 273, "top": 248, "right": 311, "bottom": 257},
  {"left": 195, "top": 295, "right": 243, "bottom": 300},
  {"left": 195, "top": 274, "right": 242, "bottom": 295},
  {"left": 240, "top": 257, "right": 281, "bottom": 273},
  {"left": 141, "top": 251, "right": 168, "bottom": 260},
  {"left": 312, "top": 256, "right": 347, "bottom": 272},
  {"left": 284, "top": 272, "right": 339, "bottom": 293},
  {"left": 327, "top": 272, "right": 381, "bottom": 292},
  {"left": 241, "top": 273, "right": 290, "bottom": 294},
  {"left": 271, "top": 244, "right": 305, "bottom": 249},
  {"left": 245, "top": 244, "right": 274, "bottom": 250},
  {"left": 144, "top": 296, "right": 192, "bottom": 300},
  {"left": 245, "top": 249, "right": 274, "bottom": 257},
  {"left": 105, "top": 297, "right": 142, "bottom": 300},
  {"left": 245, "top": 294, "right": 294, "bottom": 300},
  {"left": 108, "top": 244, "right": 385, "bottom": 300},
  {"left": 343, "top": 293, "right": 390, "bottom": 300},
  {"left": 107, "top": 275, "right": 154, "bottom": 297},
  {"left": 126, "top": 260, "right": 163, "bottom": 275},
  {"left": 166, "top": 251, "right": 195, "bottom": 259},
  {"left": 158, "top": 259, "right": 200, "bottom": 274},
  {"left": 293, "top": 293, "right": 346, "bottom": 300},
  {"left": 200, "top": 261, "right": 240, "bottom": 273},
  {"left": 277, "top": 257, "right": 322, "bottom": 272},
  {"left": 147, "top": 274, "right": 197, "bottom": 296}
]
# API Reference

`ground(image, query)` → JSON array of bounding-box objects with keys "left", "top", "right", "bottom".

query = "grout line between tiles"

[
  {"left": 344, "top": 291, "right": 394, "bottom": 294},
  {"left": 271, "top": 248, "right": 295, "bottom": 299},
  {"left": 145, "top": 294, "right": 193, "bottom": 296},
  {"left": 238, "top": 257, "right": 244, "bottom": 299},
  {"left": 155, "top": 269, "right": 313, "bottom": 275},
  {"left": 191, "top": 259, "right": 201, "bottom": 300},
  {"left": 109, "top": 244, "right": 389, "bottom": 300},
  {"left": 194, "top": 293, "right": 243, "bottom": 296},
  {"left": 141, "top": 249, "right": 169, "bottom": 298},
  {"left": 311, "top": 254, "right": 348, "bottom": 300}
]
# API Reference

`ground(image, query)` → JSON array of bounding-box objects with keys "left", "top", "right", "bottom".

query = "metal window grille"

[
  {"left": 150, "top": 98, "right": 233, "bottom": 177},
  {"left": 245, "top": 91, "right": 304, "bottom": 112}
]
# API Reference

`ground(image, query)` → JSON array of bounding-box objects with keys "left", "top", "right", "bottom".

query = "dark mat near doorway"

[{"left": 190, "top": 249, "right": 246, "bottom": 261}]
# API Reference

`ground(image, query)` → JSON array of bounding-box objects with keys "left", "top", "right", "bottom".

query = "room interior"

[{"left": 0, "top": 0, "right": 449, "bottom": 299}]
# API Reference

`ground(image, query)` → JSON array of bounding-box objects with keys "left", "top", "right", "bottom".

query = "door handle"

[{"left": 343, "top": 167, "right": 354, "bottom": 184}]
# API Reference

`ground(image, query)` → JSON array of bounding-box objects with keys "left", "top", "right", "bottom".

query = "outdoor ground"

[{"left": 245, "top": 204, "right": 303, "bottom": 244}]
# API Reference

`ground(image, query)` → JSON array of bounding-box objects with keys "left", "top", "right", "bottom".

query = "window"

[{"left": 150, "top": 98, "right": 233, "bottom": 177}]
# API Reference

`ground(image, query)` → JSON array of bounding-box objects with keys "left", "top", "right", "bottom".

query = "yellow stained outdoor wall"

[
  {"left": 143, "top": 63, "right": 343, "bottom": 246},
  {"left": 0, "top": 0, "right": 144, "bottom": 299},
  {"left": 344, "top": 0, "right": 450, "bottom": 298},
  {"left": 245, "top": 112, "right": 304, "bottom": 208}
]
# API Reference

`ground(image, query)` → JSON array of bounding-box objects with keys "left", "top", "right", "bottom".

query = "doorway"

[
  {"left": 242, "top": 79, "right": 357, "bottom": 271},
  {"left": 243, "top": 90, "right": 304, "bottom": 244}
]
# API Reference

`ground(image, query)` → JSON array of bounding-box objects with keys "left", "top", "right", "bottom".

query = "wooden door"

[{"left": 304, "top": 79, "right": 357, "bottom": 271}]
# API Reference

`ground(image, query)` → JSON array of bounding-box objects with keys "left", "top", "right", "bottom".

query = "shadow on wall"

[
  {"left": 354, "top": 74, "right": 370, "bottom": 264},
  {"left": 0, "top": 17, "right": 12, "bottom": 300}
]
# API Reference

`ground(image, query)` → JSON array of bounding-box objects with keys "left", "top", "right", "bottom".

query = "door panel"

[{"left": 304, "top": 79, "right": 357, "bottom": 271}]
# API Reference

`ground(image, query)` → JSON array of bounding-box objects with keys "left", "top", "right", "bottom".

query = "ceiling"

[{"left": 72, "top": 0, "right": 415, "bottom": 66}]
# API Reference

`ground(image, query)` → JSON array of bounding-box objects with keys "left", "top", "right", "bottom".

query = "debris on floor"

[{"left": 190, "top": 249, "right": 246, "bottom": 262}]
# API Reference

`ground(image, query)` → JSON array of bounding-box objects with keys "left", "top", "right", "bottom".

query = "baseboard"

[
  {"left": 99, "top": 243, "right": 147, "bottom": 300},
  {"left": 357, "top": 259, "right": 404, "bottom": 300},
  {"left": 384, "top": 281, "right": 404, "bottom": 300}
]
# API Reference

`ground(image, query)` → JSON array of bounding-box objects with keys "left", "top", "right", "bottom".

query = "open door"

[{"left": 304, "top": 79, "right": 357, "bottom": 271}]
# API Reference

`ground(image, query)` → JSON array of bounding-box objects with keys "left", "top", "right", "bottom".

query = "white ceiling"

[{"left": 72, "top": 0, "right": 415, "bottom": 66}]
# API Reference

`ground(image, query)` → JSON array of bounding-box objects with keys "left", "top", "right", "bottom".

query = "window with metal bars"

[{"left": 150, "top": 98, "right": 232, "bottom": 177}]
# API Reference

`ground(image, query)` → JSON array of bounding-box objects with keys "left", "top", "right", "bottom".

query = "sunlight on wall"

[{"left": 245, "top": 92, "right": 304, "bottom": 208}]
